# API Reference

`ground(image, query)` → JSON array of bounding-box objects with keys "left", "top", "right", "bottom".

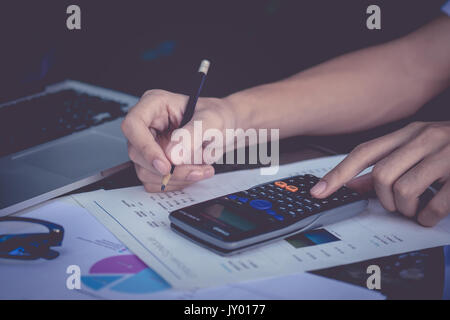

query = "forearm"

[{"left": 224, "top": 16, "right": 450, "bottom": 138}]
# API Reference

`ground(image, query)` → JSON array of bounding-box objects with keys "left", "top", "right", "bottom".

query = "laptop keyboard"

[{"left": 0, "top": 89, "right": 129, "bottom": 157}]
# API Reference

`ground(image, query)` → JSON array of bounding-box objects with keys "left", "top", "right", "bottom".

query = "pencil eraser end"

[{"left": 198, "top": 59, "right": 210, "bottom": 75}]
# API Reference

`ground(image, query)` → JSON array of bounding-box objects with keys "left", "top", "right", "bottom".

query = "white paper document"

[
  {"left": 73, "top": 155, "right": 450, "bottom": 290},
  {"left": 0, "top": 199, "right": 382, "bottom": 300}
]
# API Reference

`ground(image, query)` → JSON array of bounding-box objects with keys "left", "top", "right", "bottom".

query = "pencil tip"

[{"left": 161, "top": 185, "right": 166, "bottom": 192}]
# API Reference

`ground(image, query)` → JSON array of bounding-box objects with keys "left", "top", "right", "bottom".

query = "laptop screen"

[
  {"left": 0, "top": 3, "right": 68, "bottom": 103},
  {"left": 0, "top": 47, "right": 58, "bottom": 103}
]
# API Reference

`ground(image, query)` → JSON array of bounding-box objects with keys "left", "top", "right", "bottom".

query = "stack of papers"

[{"left": 0, "top": 200, "right": 383, "bottom": 300}]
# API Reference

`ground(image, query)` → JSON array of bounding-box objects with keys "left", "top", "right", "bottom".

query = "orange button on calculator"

[
  {"left": 286, "top": 185, "right": 298, "bottom": 192},
  {"left": 274, "top": 181, "right": 287, "bottom": 188}
]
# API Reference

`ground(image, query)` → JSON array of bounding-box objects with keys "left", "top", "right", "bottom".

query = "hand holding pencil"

[
  {"left": 122, "top": 59, "right": 229, "bottom": 193},
  {"left": 161, "top": 59, "right": 211, "bottom": 191}
]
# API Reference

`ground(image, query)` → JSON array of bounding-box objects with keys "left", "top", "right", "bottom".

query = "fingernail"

[
  {"left": 153, "top": 159, "right": 169, "bottom": 175},
  {"left": 186, "top": 170, "right": 203, "bottom": 181},
  {"left": 311, "top": 180, "right": 327, "bottom": 196},
  {"left": 203, "top": 167, "right": 215, "bottom": 178}
]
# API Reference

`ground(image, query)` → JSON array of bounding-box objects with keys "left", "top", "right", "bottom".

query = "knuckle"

[
  {"left": 121, "top": 118, "right": 130, "bottom": 134},
  {"left": 393, "top": 180, "right": 413, "bottom": 199},
  {"left": 428, "top": 202, "right": 449, "bottom": 218},
  {"left": 128, "top": 145, "right": 138, "bottom": 162},
  {"left": 121, "top": 114, "right": 140, "bottom": 135},
  {"left": 352, "top": 141, "right": 370, "bottom": 154},
  {"left": 421, "top": 125, "right": 448, "bottom": 141},
  {"left": 142, "top": 88, "right": 166, "bottom": 98},
  {"left": 372, "top": 165, "right": 392, "bottom": 187},
  {"left": 408, "top": 121, "right": 425, "bottom": 130}
]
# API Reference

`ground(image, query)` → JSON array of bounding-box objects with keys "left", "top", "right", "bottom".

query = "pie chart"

[{"left": 81, "top": 254, "right": 171, "bottom": 294}]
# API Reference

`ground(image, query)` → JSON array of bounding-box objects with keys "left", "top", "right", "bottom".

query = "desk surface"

[
  {"left": 12, "top": 142, "right": 449, "bottom": 300},
  {"left": 64, "top": 143, "right": 448, "bottom": 300}
]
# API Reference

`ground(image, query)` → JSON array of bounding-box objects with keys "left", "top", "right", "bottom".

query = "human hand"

[
  {"left": 121, "top": 89, "right": 236, "bottom": 192},
  {"left": 310, "top": 121, "right": 450, "bottom": 226}
]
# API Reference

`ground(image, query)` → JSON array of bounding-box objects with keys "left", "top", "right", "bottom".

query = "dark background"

[{"left": 1, "top": 0, "right": 449, "bottom": 152}]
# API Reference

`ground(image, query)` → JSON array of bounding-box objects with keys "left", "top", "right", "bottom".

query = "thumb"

[{"left": 346, "top": 173, "right": 374, "bottom": 195}]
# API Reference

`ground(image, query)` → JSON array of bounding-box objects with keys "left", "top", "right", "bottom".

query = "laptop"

[{"left": 0, "top": 68, "right": 137, "bottom": 216}]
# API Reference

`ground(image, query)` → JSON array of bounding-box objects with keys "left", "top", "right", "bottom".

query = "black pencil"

[{"left": 161, "top": 59, "right": 211, "bottom": 191}]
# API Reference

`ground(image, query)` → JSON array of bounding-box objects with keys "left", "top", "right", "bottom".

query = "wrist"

[
  {"left": 222, "top": 84, "right": 309, "bottom": 137},
  {"left": 221, "top": 92, "right": 254, "bottom": 131},
  {"left": 214, "top": 96, "right": 240, "bottom": 131}
]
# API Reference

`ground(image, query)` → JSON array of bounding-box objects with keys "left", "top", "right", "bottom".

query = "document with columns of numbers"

[{"left": 73, "top": 155, "right": 450, "bottom": 289}]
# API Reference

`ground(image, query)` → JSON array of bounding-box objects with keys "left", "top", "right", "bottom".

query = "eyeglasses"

[{"left": 0, "top": 217, "right": 64, "bottom": 260}]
